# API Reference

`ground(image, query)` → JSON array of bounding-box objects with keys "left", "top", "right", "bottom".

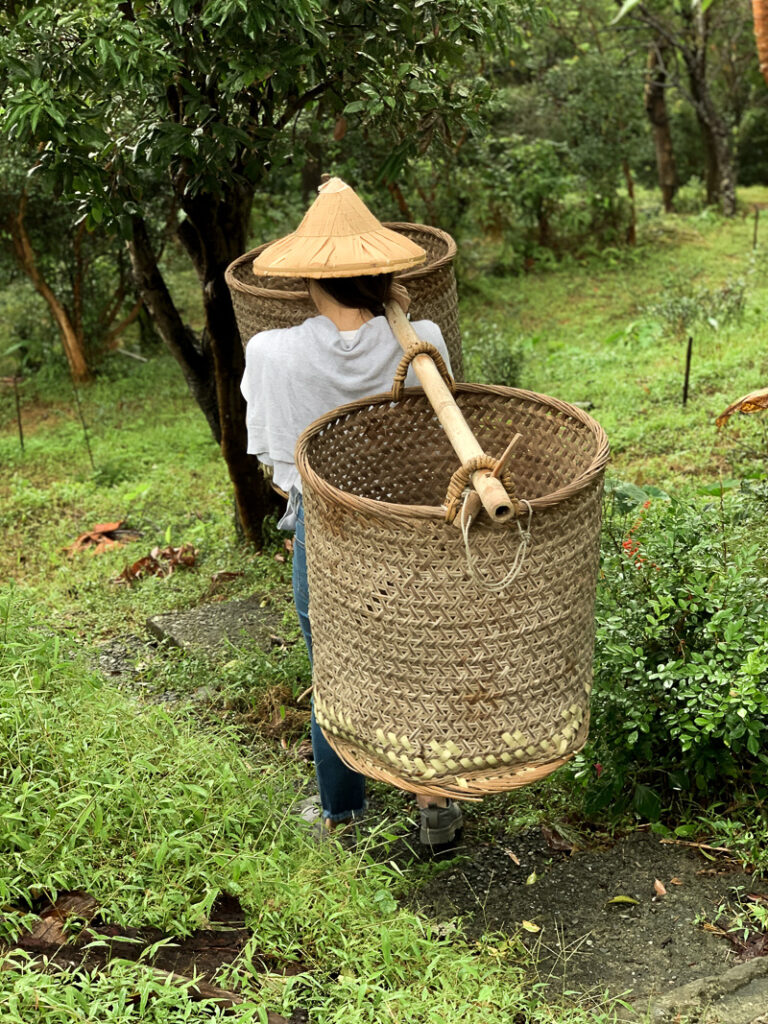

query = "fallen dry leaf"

[
  {"left": 114, "top": 544, "right": 197, "bottom": 584},
  {"left": 670, "top": 877, "right": 683, "bottom": 886},
  {"left": 701, "top": 921, "right": 728, "bottom": 936},
  {"left": 521, "top": 920, "right": 540, "bottom": 933},
  {"left": 20, "top": 890, "right": 99, "bottom": 950},
  {"left": 541, "top": 824, "right": 575, "bottom": 853},
  {"left": 504, "top": 848, "right": 521, "bottom": 866},
  {"left": 654, "top": 879, "right": 667, "bottom": 897},
  {"left": 716, "top": 386, "right": 768, "bottom": 428},
  {"left": 65, "top": 520, "right": 142, "bottom": 556}
]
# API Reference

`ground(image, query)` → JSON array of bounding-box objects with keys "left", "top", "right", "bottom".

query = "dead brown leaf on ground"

[
  {"left": 114, "top": 544, "right": 197, "bottom": 584},
  {"left": 21, "top": 891, "right": 99, "bottom": 949},
  {"left": 541, "top": 824, "right": 576, "bottom": 853},
  {"left": 65, "top": 521, "right": 142, "bottom": 556}
]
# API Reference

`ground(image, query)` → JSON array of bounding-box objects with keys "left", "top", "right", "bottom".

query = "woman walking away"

[{"left": 240, "top": 178, "right": 463, "bottom": 845}]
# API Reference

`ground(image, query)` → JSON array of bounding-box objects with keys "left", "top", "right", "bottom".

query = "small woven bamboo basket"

[
  {"left": 295, "top": 383, "right": 609, "bottom": 799},
  {"left": 225, "top": 222, "right": 463, "bottom": 378}
]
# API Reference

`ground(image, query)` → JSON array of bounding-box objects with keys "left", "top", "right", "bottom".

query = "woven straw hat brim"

[
  {"left": 252, "top": 228, "right": 427, "bottom": 278},
  {"left": 252, "top": 176, "right": 427, "bottom": 278}
]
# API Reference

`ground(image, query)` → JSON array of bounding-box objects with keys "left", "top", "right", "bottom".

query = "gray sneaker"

[{"left": 419, "top": 801, "right": 463, "bottom": 845}]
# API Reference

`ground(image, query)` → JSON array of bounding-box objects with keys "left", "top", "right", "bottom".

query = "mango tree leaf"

[
  {"left": 610, "top": 0, "right": 643, "bottom": 24},
  {"left": 633, "top": 783, "right": 662, "bottom": 821}
]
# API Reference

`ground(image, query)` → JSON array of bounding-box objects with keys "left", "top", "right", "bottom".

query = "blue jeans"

[{"left": 293, "top": 497, "right": 366, "bottom": 822}]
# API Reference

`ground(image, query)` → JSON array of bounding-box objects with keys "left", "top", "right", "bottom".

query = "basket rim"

[
  {"left": 295, "top": 382, "right": 610, "bottom": 523},
  {"left": 225, "top": 221, "right": 456, "bottom": 300}
]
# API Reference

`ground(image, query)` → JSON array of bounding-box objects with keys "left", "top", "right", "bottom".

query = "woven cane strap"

[
  {"left": 391, "top": 342, "right": 455, "bottom": 402},
  {"left": 443, "top": 454, "right": 517, "bottom": 523}
]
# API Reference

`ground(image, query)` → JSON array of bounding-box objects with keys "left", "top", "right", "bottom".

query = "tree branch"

[{"left": 105, "top": 296, "right": 144, "bottom": 347}]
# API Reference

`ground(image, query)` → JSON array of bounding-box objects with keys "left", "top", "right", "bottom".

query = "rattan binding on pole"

[
  {"left": 443, "top": 454, "right": 518, "bottom": 524},
  {"left": 392, "top": 341, "right": 454, "bottom": 402},
  {"left": 225, "top": 222, "right": 463, "bottom": 378},
  {"left": 296, "top": 383, "right": 609, "bottom": 800}
]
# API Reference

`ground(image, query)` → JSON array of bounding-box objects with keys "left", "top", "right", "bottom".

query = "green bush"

[
  {"left": 644, "top": 270, "right": 748, "bottom": 338},
  {"left": 576, "top": 481, "right": 768, "bottom": 820},
  {"left": 462, "top": 323, "right": 525, "bottom": 387}
]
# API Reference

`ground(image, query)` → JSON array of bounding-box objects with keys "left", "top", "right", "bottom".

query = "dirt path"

[{"left": 411, "top": 827, "right": 764, "bottom": 1007}]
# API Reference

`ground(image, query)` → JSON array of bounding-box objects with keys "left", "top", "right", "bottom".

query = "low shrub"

[
  {"left": 575, "top": 480, "right": 768, "bottom": 820},
  {"left": 462, "top": 323, "right": 525, "bottom": 388}
]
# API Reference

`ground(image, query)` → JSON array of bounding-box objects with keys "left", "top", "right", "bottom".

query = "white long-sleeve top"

[{"left": 240, "top": 313, "right": 451, "bottom": 528}]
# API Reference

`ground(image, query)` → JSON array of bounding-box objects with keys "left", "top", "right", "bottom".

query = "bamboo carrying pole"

[{"left": 385, "top": 301, "right": 515, "bottom": 523}]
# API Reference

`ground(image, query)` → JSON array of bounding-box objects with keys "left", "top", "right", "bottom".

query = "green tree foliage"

[
  {"left": 0, "top": 0, "right": 542, "bottom": 539},
  {"left": 0, "top": 147, "right": 142, "bottom": 378}
]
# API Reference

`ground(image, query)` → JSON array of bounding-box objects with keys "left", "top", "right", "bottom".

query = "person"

[{"left": 240, "top": 178, "right": 463, "bottom": 845}]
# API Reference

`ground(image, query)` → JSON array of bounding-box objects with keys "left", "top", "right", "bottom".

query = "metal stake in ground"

[{"left": 682, "top": 335, "right": 693, "bottom": 407}]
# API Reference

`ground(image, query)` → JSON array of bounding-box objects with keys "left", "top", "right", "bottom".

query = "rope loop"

[
  {"left": 443, "top": 454, "right": 517, "bottom": 524},
  {"left": 391, "top": 341, "right": 455, "bottom": 402},
  {"left": 460, "top": 496, "right": 533, "bottom": 593}
]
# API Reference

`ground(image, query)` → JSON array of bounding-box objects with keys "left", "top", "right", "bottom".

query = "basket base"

[{"left": 326, "top": 733, "right": 580, "bottom": 801}]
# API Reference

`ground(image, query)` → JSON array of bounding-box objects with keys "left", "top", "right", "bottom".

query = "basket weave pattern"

[
  {"left": 225, "top": 222, "right": 463, "bottom": 378},
  {"left": 297, "top": 384, "right": 609, "bottom": 799}
]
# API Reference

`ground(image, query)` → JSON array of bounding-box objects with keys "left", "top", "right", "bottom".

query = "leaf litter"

[
  {"left": 114, "top": 544, "right": 197, "bottom": 584},
  {"left": 65, "top": 520, "right": 142, "bottom": 556}
]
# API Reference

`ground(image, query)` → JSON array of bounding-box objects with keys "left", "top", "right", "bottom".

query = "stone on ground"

[
  {"left": 621, "top": 956, "right": 768, "bottom": 1023},
  {"left": 147, "top": 597, "right": 285, "bottom": 652}
]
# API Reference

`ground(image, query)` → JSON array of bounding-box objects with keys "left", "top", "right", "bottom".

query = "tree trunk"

[
  {"left": 753, "top": 0, "right": 768, "bottom": 87},
  {"left": 684, "top": 12, "right": 737, "bottom": 216},
  {"left": 8, "top": 194, "right": 90, "bottom": 381},
  {"left": 644, "top": 41, "right": 678, "bottom": 212},
  {"left": 127, "top": 216, "right": 221, "bottom": 440},
  {"left": 177, "top": 184, "right": 281, "bottom": 544},
  {"left": 686, "top": 65, "right": 737, "bottom": 215}
]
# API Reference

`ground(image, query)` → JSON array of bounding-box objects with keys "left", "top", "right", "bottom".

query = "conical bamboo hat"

[{"left": 252, "top": 177, "right": 426, "bottom": 278}]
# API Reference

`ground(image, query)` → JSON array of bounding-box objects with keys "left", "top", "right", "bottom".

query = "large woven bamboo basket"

[
  {"left": 295, "top": 384, "right": 609, "bottom": 799},
  {"left": 225, "top": 222, "right": 463, "bottom": 378}
]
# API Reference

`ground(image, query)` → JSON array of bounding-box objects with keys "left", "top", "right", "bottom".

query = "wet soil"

[{"left": 410, "top": 826, "right": 765, "bottom": 1006}]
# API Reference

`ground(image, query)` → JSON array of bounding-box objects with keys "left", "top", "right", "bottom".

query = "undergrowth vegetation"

[
  {"left": 582, "top": 482, "right": 768, "bottom": 821},
  {"left": 2, "top": 196, "right": 768, "bottom": 1018}
]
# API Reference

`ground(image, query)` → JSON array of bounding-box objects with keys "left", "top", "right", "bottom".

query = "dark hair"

[{"left": 311, "top": 273, "right": 394, "bottom": 318}]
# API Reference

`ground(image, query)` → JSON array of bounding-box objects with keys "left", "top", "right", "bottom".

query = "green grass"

[
  {"left": 0, "top": 600, "right": 626, "bottom": 1023},
  {"left": 3, "top": 194, "right": 768, "bottom": 1021},
  {"left": 460, "top": 188, "right": 768, "bottom": 488}
]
